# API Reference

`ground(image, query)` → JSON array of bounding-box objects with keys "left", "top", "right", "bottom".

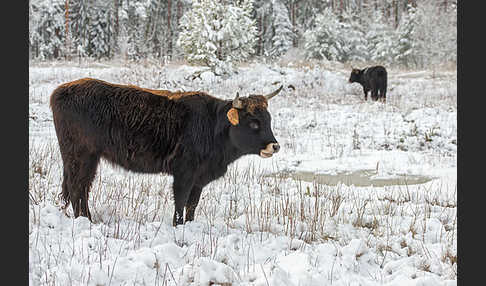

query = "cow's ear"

[{"left": 227, "top": 108, "right": 239, "bottom": 125}]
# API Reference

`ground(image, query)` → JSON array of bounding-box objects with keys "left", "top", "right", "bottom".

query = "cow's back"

[
  {"left": 364, "top": 66, "right": 386, "bottom": 79},
  {"left": 50, "top": 78, "right": 191, "bottom": 173}
]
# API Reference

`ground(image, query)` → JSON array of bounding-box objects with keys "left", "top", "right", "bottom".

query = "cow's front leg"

[
  {"left": 363, "top": 87, "right": 368, "bottom": 101},
  {"left": 185, "top": 185, "right": 203, "bottom": 222},
  {"left": 172, "top": 173, "right": 195, "bottom": 226}
]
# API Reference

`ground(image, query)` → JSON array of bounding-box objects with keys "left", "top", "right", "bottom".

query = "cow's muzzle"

[{"left": 260, "top": 143, "right": 280, "bottom": 158}]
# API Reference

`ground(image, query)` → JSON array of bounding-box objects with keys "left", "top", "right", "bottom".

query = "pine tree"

[
  {"left": 412, "top": 0, "right": 456, "bottom": 67},
  {"left": 340, "top": 8, "right": 368, "bottom": 62},
  {"left": 144, "top": 0, "right": 164, "bottom": 58},
  {"left": 302, "top": 8, "right": 346, "bottom": 62},
  {"left": 365, "top": 9, "right": 394, "bottom": 64},
  {"left": 29, "top": 1, "right": 41, "bottom": 59},
  {"left": 70, "top": 0, "right": 91, "bottom": 58},
  {"left": 269, "top": 0, "right": 294, "bottom": 58},
  {"left": 89, "top": 6, "right": 114, "bottom": 59},
  {"left": 31, "top": 0, "right": 66, "bottom": 60},
  {"left": 442, "top": 2, "right": 457, "bottom": 63},
  {"left": 122, "top": 0, "right": 150, "bottom": 60},
  {"left": 394, "top": 3, "right": 418, "bottom": 67},
  {"left": 177, "top": 0, "right": 257, "bottom": 75}
]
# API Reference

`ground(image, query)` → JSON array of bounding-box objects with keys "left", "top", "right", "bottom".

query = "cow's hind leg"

[
  {"left": 172, "top": 172, "right": 195, "bottom": 226},
  {"left": 77, "top": 153, "right": 100, "bottom": 220},
  {"left": 59, "top": 167, "right": 71, "bottom": 217},
  {"left": 371, "top": 89, "right": 379, "bottom": 101},
  {"left": 185, "top": 185, "right": 203, "bottom": 222},
  {"left": 59, "top": 146, "right": 99, "bottom": 221},
  {"left": 380, "top": 89, "right": 386, "bottom": 102},
  {"left": 381, "top": 81, "right": 387, "bottom": 102}
]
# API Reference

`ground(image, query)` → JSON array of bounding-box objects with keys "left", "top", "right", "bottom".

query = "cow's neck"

[
  {"left": 212, "top": 100, "right": 246, "bottom": 166},
  {"left": 358, "top": 69, "right": 368, "bottom": 84},
  {"left": 223, "top": 136, "right": 245, "bottom": 165}
]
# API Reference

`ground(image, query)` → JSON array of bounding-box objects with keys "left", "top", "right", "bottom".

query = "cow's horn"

[
  {"left": 233, "top": 92, "right": 244, "bottom": 109},
  {"left": 264, "top": 85, "right": 283, "bottom": 100}
]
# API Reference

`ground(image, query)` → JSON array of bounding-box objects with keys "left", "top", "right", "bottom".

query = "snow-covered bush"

[{"left": 177, "top": 0, "right": 258, "bottom": 75}]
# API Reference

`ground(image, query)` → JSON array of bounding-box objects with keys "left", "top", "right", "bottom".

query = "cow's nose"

[{"left": 271, "top": 143, "right": 280, "bottom": 153}]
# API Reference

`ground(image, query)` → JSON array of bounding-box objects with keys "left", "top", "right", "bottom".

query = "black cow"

[
  {"left": 349, "top": 65, "right": 387, "bottom": 102},
  {"left": 50, "top": 78, "right": 282, "bottom": 226}
]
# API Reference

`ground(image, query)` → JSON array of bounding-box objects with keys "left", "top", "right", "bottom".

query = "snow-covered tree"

[
  {"left": 340, "top": 8, "right": 368, "bottom": 62},
  {"left": 412, "top": 0, "right": 456, "bottom": 67},
  {"left": 27, "top": 0, "right": 456, "bottom": 67},
  {"left": 269, "top": 0, "right": 294, "bottom": 58},
  {"left": 121, "top": 0, "right": 150, "bottom": 60},
  {"left": 177, "top": 0, "right": 258, "bottom": 75},
  {"left": 29, "top": 0, "right": 66, "bottom": 60},
  {"left": 302, "top": 8, "right": 347, "bottom": 62},
  {"left": 393, "top": 4, "right": 419, "bottom": 67},
  {"left": 89, "top": 7, "right": 114, "bottom": 58},
  {"left": 442, "top": 3, "right": 457, "bottom": 64},
  {"left": 365, "top": 10, "right": 394, "bottom": 64},
  {"left": 68, "top": 0, "right": 116, "bottom": 59},
  {"left": 69, "top": 0, "right": 91, "bottom": 57},
  {"left": 29, "top": 1, "right": 41, "bottom": 59}
]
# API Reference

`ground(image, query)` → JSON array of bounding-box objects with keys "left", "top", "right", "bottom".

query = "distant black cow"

[
  {"left": 349, "top": 66, "right": 387, "bottom": 102},
  {"left": 50, "top": 78, "right": 282, "bottom": 226}
]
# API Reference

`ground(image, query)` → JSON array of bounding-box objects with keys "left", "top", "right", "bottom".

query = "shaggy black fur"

[
  {"left": 50, "top": 78, "right": 280, "bottom": 225},
  {"left": 349, "top": 65, "right": 388, "bottom": 102}
]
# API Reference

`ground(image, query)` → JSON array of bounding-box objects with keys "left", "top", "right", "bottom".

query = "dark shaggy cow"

[
  {"left": 349, "top": 65, "right": 387, "bottom": 102},
  {"left": 50, "top": 78, "right": 282, "bottom": 226}
]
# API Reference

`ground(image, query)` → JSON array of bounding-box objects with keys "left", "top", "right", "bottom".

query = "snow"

[{"left": 29, "top": 60, "right": 456, "bottom": 285}]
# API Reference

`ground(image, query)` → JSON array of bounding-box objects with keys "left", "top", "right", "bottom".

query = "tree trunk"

[
  {"left": 394, "top": 0, "right": 399, "bottom": 28},
  {"left": 114, "top": 0, "right": 119, "bottom": 55},
  {"left": 386, "top": 1, "right": 390, "bottom": 20},
  {"left": 293, "top": 0, "right": 298, "bottom": 47},
  {"left": 289, "top": 0, "right": 296, "bottom": 47},
  {"left": 262, "top": 13, "right": 266, "bottom": 56},
  {"left": 177, "top": 0, "right": 182, "bottom": 26},
  {"left": 167, "top": 0, "right": 172, "bottom": 58},
  {"left": 65, "top": 0, "right": 70, "bottom": 58},
  {"left": 290, "top": 0, "right": 294, "bottom": 28},
  {"left": 258, "top": 13, "right": 262, "bottom": 56},
  {"left": 408, "top": 0, "right": 417, "bottom": 8}
]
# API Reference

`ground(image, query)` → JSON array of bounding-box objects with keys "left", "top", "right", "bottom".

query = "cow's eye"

[{"left": 249, "top": 121, "right": 259, "bottom": 130}]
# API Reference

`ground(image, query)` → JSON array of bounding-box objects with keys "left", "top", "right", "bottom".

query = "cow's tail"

[
  {"left": 49, "top": 85, "right": 67, "bottom": 204},
  {"left": 378, "top": 69, "right": 387, "bottom": 99},
  {"left": 49, "top": 83, "right": 70, "bottom": 111}
]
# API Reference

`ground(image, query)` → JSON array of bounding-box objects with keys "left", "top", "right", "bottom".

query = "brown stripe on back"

[
  {"left": 58, "top": 77, "right": 94, "bottom": 88},
  {"left": 62, "top": 78, "right": 207, "bottom": 101}
]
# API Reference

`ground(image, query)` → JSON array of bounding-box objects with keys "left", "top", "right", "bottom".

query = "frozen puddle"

[{"left": 272, "top": 169, "right": 435, "bottom": 187}]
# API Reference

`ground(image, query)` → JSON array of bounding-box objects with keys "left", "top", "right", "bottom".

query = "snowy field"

[{"left": 29, "top": 60, "right": 457, "bottom": 286}]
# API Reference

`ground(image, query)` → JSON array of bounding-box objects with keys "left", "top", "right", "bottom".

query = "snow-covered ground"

[{"left": 29, "top": 60, "right": 457, "bottom": 286}]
